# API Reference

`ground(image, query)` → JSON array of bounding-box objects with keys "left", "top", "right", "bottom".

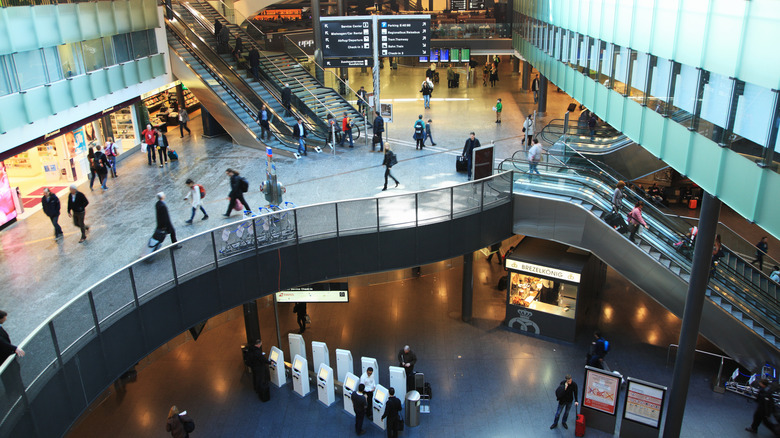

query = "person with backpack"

[
  {"left": 420, "top": 77, "right": 434, "bottom": 109},
  {"left": 166, "top": 405, "right": 194, "bottom": 438},
  {"left": 87, "top": 146, "right": 98, "bottom": 190},
  {"left": 223, "top": 168, "right": 252, "bottom": 218},
  {"left": 745, "top": 379, "right": 775, "bottom": 433},
  {"left": 587, "top": 331, "right": 609, "bottom": 369},
  {"left": 93, "top": 145, "right": 109, "bottom": 190},
  {"left": 184, "top": 179, "right": 208, "bottom": 224},
  {"left": 413, "top": 115, "right": 425, "bottom": 150},
  {"left": 382, "top": 146, "right": 400, "bottom": 191},
  {"left": 550, "top": 374, "right": 578, "bottom": 430},
  {"left": 372, "top": 111, "right": 385, "bottom": 152},
  {"left": 104, "top": 138, "right": 119, "bottom": 178}
]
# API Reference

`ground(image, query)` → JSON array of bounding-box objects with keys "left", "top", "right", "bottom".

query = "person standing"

[
  {"left": 179, "top": 108, "right": 192, "bottom": 137},
  {"left": 142, "top": 124, "right": 157, "bottom": 166},
  {"left": 373, "top": 111, "right": 385, "bottom": 152},
  {"left": 550, "top": 374, "right": 579, "bottom": 430},
  {"left": 494, "top": 98, "right": 503, "bottom": 123},
  {"left": 258, "top": 104, "right": 270, "bottom": 141},
  {"left": 446, "top": 64, "right": 455, "bottom": 88},
  {"left": 382, "top": 387, "right": 403, "bottom": 438},
  {"left": 93, "top": 145, "right": 109, "bottom": 190},
  {"left": 249, "top": 47, "right": 260, "bottom": 80},
  {"left": 0, "top": 310, "right": 25, "bottom": 363},
  {"left": 67, "top": 185, "right": 89, "bottom": 243},
  {"left": 462, "top": 132, "right": 481, "bottom": 180},
  {"left": 87, "top": 146, "right": 98, "bottom": 190},
  {"left": 165, "top": 405, "right": 194, "bottom": 438},
  {"left": 224, "top": 168, "right": 252, "bottom": 217},
  {"left": 247, "top": 339, "right": 271, "bottom": 401},
  {"left": 155, "top": 192, "right": 178, "bottom": 248},
  {"left": 360, "top": 367, "right": 377, "bottom": 420},
  {"left": 352, "top": 384, "right": 368, "bottom": 435},
  {"left": 627, "top": 200, "right": 649, "bottom": 243},
  {"left": 745, "top": 379, "right": 775, "bottom": 433},
  {"left": 398, "top": 345, "right": 417, "bottom": 391},
  {"left": 588, "top": 113, "right": 597, "bottom": 141},
  {"left": 420, "top": 77, "right": 433, "bottom": 109},
  {"left": 105, "top": 138, "right": 119, "bottom": 178},
  {"left": 523, "top": 114, "right": 535, "bottom": 146},
  {"left": 340, "top": 112, "right": 353, "bottom": 148},
  {"left": 413, "top": 115, "right": 425, "bottom": 150},
  {"left": 489, "top": 62, "right": 498, "bottom": 87},
  {"left": 531, "top": 74, "right": 540, "bottom": 103},
  {"left": 292, "top": 118, "right": 307, "bottom": 156},
  {"left": 357, "top": 86, "right": 368, "bottom": 114},
  {"left": 184, "top": 179, "right": 208, "bottom": 224},
  {"left": 293, "top": 302, "right": 307, "bottom": 334},
  {"left": 423, "top": 119, "right": 436, "bottom": 146},
  {"left": 382, "top": 147, "right": 400, "bottom": 191},
  {"left": 751, "top": 237, "right": 769, "bottom": 271},
  {"left": 41, "top": 188, "right": 63, "bottom": 238},
  {"left": 483, "top": 61, "right": 490, "bottom": 87},
  {"left": 281, "top": 83, "right": 292, "bottom": 117},
  {"left": 528, "top": 138, "right": 543, "bottom": 177},
  {"left": 156, "top": 128, "right": 169, "bottom": 167},
  {"left": 612, "top": 181, "right": 625, "bottom": 212},
  {"left": 217, "top": 25, "right": 230, "bottom": 54},
  {"left": 213, "top": 18, "right": 222, "bottom": 38},
  {"left": 425, "top": 63, "right": 436, "bottom": 83}
]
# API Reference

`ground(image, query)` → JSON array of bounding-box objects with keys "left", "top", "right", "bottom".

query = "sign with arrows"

[
  {"left": 378, "top": 17, "right": 430, "bottom": 57},
  {"left": 324, "top": 58, "right": 374, "bottom": 68},
  {"left": 321, "top": 18, "right": 373, "bottom": 58}
]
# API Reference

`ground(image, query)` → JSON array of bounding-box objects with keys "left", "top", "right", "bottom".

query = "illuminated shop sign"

[{"left": 505, "top": 259, "right": 581, "bottom": 283}]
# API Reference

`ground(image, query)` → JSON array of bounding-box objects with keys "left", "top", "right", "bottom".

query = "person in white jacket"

[
  {"left": 523, "top": 114, "right": 535, "bottom": 146},
  {"left": 184, "top": 179, "right": 209, "bottom": 224},
  {"left": 359, "top": 367, "right": 377, "bottom": 420}
]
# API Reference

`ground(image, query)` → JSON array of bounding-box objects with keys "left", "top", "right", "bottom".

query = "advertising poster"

[
  {"left": 584, "top": 369, "right": 620, "bottom": 415},
  {"left": 624, "top": 380, "right": 665, "bottom": 428},
  {"left": 71, "top": 127, "right": 87, "bottom": 156},
  {"left": 0, "top": 163, "right": 18, "bottom": 227}
]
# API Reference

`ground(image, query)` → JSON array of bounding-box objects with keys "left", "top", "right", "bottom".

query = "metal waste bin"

[{"left": 405, "top": 390, "right": 421, "bottom": 427}]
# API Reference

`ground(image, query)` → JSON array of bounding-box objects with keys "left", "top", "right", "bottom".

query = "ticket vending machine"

[
  {"left": 269, "top": 346, "right": 286, "bottom": 387},
  {"left": 288, "top": 333, "right": 307, "bottom": 364},
  {"left": 336, "top": 349, "right": 353, "bottom": 384},
  {"left": 372, "top": 384, "right": 389, "bottom": 430},
  {"left": 317, "top": 363, "right": 335, "bottom": 407},
  {"left": 361, "top": 357, "right": 380, "bottom": 384},
  {"left": 292, "top": 354, "right": 310, "bottom": 397},
  {"left": 389, "top": 366, "right": 406, "bottom": 407},
  {"left": 312, "top": 341, "right": 330, "bottom": 374},
  {"left": 343, "top": 372, "right": 359, "bottom": 416}
]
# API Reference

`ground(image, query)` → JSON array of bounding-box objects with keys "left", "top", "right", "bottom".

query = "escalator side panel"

[{"left": 512, "top": 192, "right": 779, "bottom": 371}]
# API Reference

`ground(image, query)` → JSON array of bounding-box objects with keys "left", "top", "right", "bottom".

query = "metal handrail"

[{"left": 666, "top": 344, "right": 732, "bottom": 391}]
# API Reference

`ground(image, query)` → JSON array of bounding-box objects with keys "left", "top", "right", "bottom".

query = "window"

[
  {"left": 58, "top": 43, "right": 85, "bottom": 78},
  {"left": 113, "top": 34, "right": 131, "bottom": 63},
  {"left": 13, "top": 50, "right": 47, "bottom": 89},
  {"left": 131, "top": 30, "right": 151, "bottom": 59},
  {"left": 42, "top": 46, "right": 63, "bottom": 82},
  {"left": 82, "top": 38, "right": 107, "bottom": 71},
  {"left": 102, "top": 36, "right": 116, "bottom": 66},
  {"left": 0, "top": 56, "right": 18, "bottom": 96}
]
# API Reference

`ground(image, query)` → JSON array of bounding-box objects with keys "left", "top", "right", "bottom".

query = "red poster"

[{"left": 583, "top": 369, "right": 619, "bottom": 415}]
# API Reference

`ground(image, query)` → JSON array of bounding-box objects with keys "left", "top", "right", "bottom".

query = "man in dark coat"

[
  {"left": 398, "top": 345, "right": 417, "bottom": 391},
  {"left": 214, "top": 18, "right": 222, "bottom": 37},
  {"left": 155, "top": 192, "right": 178, "bottom": 246},
  {"left": 0, "top": 310, "right": 25, "bottom": 363},
  {"left": 223, "top": 168, "right": 253, "bottom": 217},
  {"left": 550, "top": 374, "right": 579, "bottom": 430},
  {"left": 281, "top": 83, "right": 292, "bottom": 117},
  {"left": 352, "top": 384, "right": 368, "bottom": 435},
  {"left": 247, "top": 339, "right": 271, "bottom": 400},
  {"left": 217, "top": 25, "right": 230, "bottom": 54},
  {"left": 41, "top": 188, "right": 63, "bottom": 238},
  {"left": 293, "top": 302, "right": 307, "bottom": 333},
  {"left": 746, "top": 378, "right": 775, "bottom": 433},
  {"left": 462, "top": 132, "right": 481, "bottom": 180},
  {"left": 249, "top": 48, "right": 260, "bottom": 80},
  {"left": 373, "top": 111, "right": 385, "bottom": 152},
  {"left": 67, "top": 185, "right": 89, "bottom": 243},
  {"left": 382, "top": 387, "right": 403, "bottom": 438}
]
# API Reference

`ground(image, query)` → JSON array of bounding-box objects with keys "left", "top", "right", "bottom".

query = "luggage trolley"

[
  {"left": 218, "top": 219, "right": 255, "bottom": 256},
  {"left": 414, "top": 372, "right": 431, "bottom": 413},
  {"left": 256, "top": 202, "right": 296, "bottom": 245}
]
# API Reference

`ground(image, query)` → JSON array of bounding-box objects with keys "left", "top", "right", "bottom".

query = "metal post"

[
  {"left": 243, "top": 300, "right": 262, "bottom": 345},
  {"left": 563, "top": 111, "right": 570, "bottom": 144},
  {"left": 522, "top": 61, "right": 531, "bottom": 90},
  {"left": 273, "top": 293, "right": 282, "bottom": 350},
  {"left": 311, "top": 0, "right": 325, "bottom": 83},
  {"left": 537, "top": 74, "right": 548, "bottom": 113},
  {"left": 372, "top": 16, "right": 381, "bottom": 116},
  {"left": 663, "top": 191, "right": 722, "bottom": 438},
  {"left": 461, "top": 252, "right": 474, "bottom": 322}
]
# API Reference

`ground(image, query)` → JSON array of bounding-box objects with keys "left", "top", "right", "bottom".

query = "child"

[
  {"left": 495, "top": 98, "right": 503, "bottom": 123},
  {"left": 424, "top": 119, "right": 436, "bottom": 146}
]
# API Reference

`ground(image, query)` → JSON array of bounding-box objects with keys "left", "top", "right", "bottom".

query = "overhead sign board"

[
  {"left": 379, "top": 17, "right": 430, "bottom": 57},
  {"left": 321, "top": 18, "right": 373, "bottom": 58},
  {"left": 276, "top": 282, "right": 349, "bottom": 303},
  {"left": 324, "top": 58, "right": 374, "bottom": 68},
  {"left": 505, "top": 259, "right": 582, "bottom": 283}
]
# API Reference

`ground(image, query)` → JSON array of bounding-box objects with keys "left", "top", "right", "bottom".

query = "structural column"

[
  {"left": 462, "top": 252, "right": 474, "bottom": 322},
  {"left": 537, "top": 74, "right": 548, "bottom": 113},
  {"left": 663, "top": 192, "right": 722, "bottom": 438},
  {"left": 521, "top": 61, "right": 531, "bottom": 90},
  {"left": 311, "top": 0, "right": 325, "bottom": 83},
  {"left": 511, "top": 56, "right": 520, "bottom": 76},
  {"left": 243, "top": 300, "right": 262, "bottom": 346}
]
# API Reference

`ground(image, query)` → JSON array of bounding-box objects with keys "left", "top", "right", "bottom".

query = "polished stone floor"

[{"left": 66, "top": 255, "right": 768, "bottom": 437}]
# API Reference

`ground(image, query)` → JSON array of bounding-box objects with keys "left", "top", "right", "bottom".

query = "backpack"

[
  {"left": 414, "top": 122, "right": 424, "bottom": 135},
  {"left": 555, "top": 382, "right": 565, "bottom": 400},
  {"left": 179, "top": 416, "right": 195, "bottom": 433},
  {"left": 239, "top": 177, "right": 249, "bottom": 193},
  {"left": 597, "top": 338, "right": 610, "bottom": 356},
  {"left": 197, "top": 184, "right": 206, "bottom": 199}
]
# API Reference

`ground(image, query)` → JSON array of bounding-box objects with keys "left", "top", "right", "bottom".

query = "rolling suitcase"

[
  {"left": 575, "top": 406, "right": 585, "bottom": 437},
  {"left": 604, "top": 210, "right": 629, "bottom": 234},
  {"left": 453, "top": 73, "right": 460, "bottom": 87},
  {"left": 456, "top": 155, "right": 468, "bottom": 172},
  {"left": 259, "top": 382, "right": 270, "bottom": 402}
]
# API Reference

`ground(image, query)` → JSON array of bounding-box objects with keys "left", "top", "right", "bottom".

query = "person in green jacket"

[{"left": 495, "top": 98, "right": 503, "bottom": 124}]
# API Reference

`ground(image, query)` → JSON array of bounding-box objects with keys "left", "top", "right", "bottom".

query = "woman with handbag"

[
  {"left": 382, "top": 146, "right": 400, "bottom": 191},
  {"left": 166, "top": 405, "right": 194, "bottom": 438},
  {"left": 627, "top": 200, "right": 649, "bottom": 244}
]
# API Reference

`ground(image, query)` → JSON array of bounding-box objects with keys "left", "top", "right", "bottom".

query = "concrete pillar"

[
  {"left": 521, "top": 61, "right": 531, "bottom": 90},
  {"left": 512, "top": 57, "right": 520, "bottom": 76},
  {"left": 537, "top": 74, "right": 548, "bottom": 113},
  {"left": 243, "top": 300, "right": 262, "bottom": 346},
  {"left": 462, "top": 253, "right": 474, "bottom": 322},
  {"left": 663, "top": 192, "right": 722, "bottom": 438},
  {"left": 312, "top": 0, "right": 325, "bottom": 83}
]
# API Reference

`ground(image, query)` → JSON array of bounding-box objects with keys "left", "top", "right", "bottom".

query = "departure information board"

[
  {"left": 321, "top": 18, "right": 373, "bottom": 58},
  {"left": 378, "top": 17, "right": 430, "bottom": 57}
]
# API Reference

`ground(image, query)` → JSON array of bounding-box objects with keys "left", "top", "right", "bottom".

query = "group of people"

[
  {"left": 141, "top": 124, "right": 172, "bottom": 168},
  {"left": 86, "top": 139, "right": 119, "bottom": 191}
]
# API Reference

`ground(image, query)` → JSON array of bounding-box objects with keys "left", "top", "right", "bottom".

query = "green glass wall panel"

[
  {"left": 32, "top": 7, "right": 60, "bottom": 49},
  {"left": 632, "top": 0, "right": 654, "bottom": 53},
  {"left": 56, "top": 6, "right": 82, "bottom": 46},
  {"left": 614, "top": 0, "right": 633, "bottom": 48},
  {"left": 114, "top": 2, "right": 133, "bottom": 35},
  {"left": 88, "top": 70, "right": 110, "bottom": 98},
  {"left": 151, "top": 53, "right": 167, "bottom": 77},
  {"left": 0, "top": 94, "right": 25, "bottom": 133},
  {"left": 96, "top": 2, "right": 118, "bottom": 37},
  {"left": 675, "top": 0, "right": 707, "bottom": 67},
  {"left": 739, "top": 0, "right": 780, "bottom": 90},
  {"left": 23, "top": 86, "right": 53, "bottom": 123},
  {"left": 3, "top": 7, "right": 36, "bottom": 53},
  {"left": 128, "top": 0, "right": 147, "bottom": 30},
  {"left": 136, "top": 57, "right": 152, "bottom": 82},
  {"left": 718, "top": 152, "right": 765, "bottom": 223},
  {"left": 599, "top": 0, "right": 616, "bottom": 42},
  {"left": 587, "top": 0, "right": 602, "bottom": 38},
  {"left": 47, "top": 80, "right": 74, "bottom": 115},
  {"left": 755, "top": 171, "right": 780, "bottom": 227},
  {"left": 77, "top": 4, "right": 101, "bottom": 41},
  {"left": 106, "top": 65, "right": 125, "bottom": 92},
  {"left": 68, "top": 75, "right": 93, "bottom": 104},
  {"left": 606, "top": 92, "right": 624, "bottom": 128},
  {"left": 639, "top": 109, "right": 664, "bottom": 156},
  {"left": 122, "top": 60, "right": 140, "bottom": 85},
  {"left": 651, "top": 0, "right": 679, "bottom": 60},
  {"left": 661, "top": 119, "right": 691, "bottom": 172},
  {"left": 702, "top": 0, "right": 743, "bottom": 78},
  {"left": 623, "top": 99, "right": 643, "bottom": 140},
  {"left": 582, "top": 79, "right": 596, "bottom": 110},
  {"left": 594, "top": 84, "right": 609, "bottom": 116},
  {"left": 687, "top": 133, "right": 720, "bottom": 190}
]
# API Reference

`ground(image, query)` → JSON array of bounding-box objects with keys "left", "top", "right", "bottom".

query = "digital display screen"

[
  {"left": 345, "top": 375, "right": 357, "bottom": 388},
  {"left": 0, "top": 163, "right": 17, "bottom": 228},
  {"left": 294, "top": 358, "right": 303, "bottom": 370},
  {"left": 440, "top": 49, "right": 449, "bottom": 62},
  {"left": 430, "top": 49, "right": 440, "bottom": 62},
  {"left": 461, "top": 48, "right": 470, "bottom": 62},
  {"left": 270, "top": 350, "right": 279, "bottom": 361},
  {"left": 375, "top": 391, "right": 387, "bottom": 403},
  {"left": 451, "top": 49, "right": 460, "bottom": 62},
  {"left": 319, "top": 367, "right": 329, "bottom": 379},
  {"left": 419, "top": 56, "right": 428, "bottom": 63}
]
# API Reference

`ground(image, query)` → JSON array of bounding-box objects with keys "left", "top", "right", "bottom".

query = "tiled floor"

[{"left": 66, "top": 255, "right": 770, "bottom": 437}]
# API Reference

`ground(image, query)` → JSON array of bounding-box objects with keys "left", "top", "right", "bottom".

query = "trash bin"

[{"left": 405, "top": 390, "right": 421, "bottom": 427}]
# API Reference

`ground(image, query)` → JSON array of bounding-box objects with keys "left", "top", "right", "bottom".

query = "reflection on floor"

[{"left": 67, "top": 254, "right": 767, "bottom": 437}]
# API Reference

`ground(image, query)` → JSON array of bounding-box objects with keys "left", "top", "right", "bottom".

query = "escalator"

[{"left": 498, "top": 155, "right": 780, "bottom": 371}]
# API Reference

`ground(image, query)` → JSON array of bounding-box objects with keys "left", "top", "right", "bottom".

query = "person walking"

[
  {"left": 523, "top": 114, "right": 535, "bottom": 146},
  {"left": 142, "top": 124, "right": 157, "bottom": 165},
  {"left": 93, "top": 145, "right": 109, "bottom": 190},
  {"left": 627, "top": 200, "right": 649, "bottom": 243},
  {"left": 494, "top": 98, "right": 503, "bottom": 123},
  {"left": 587, "top": 331, "right": 610, "bottom": 369},
  {"left": 184, "top": 179, "right": 208, "bottom": 224},
  {"left": 425, "top": 63, "right": 435, "bottom": 82},
  {"left": 67, "top": 185, "right": 89, "bottom": 243},
  {"left": 0, "top": 310, "right": 25, "bottom": 363},
  {"left": 217, "top": 25, "right": 230, "bottom": 54},
  {"left": 423, "top": 119, "right": 436, "bottom": 146},
  {"left": 357, "top": 86, "right": 368, "bottom": 114},
  {"left": 382, "top": 387, "right": 403, "bottom": 438},
  {"left": 293, "top": 302, "right": 307, "bottom": 333},
  {"left": 154, "top": 192, "right": 179, "bottom": 248},
  {"left": 482, "top": 61, "right": 490, "bottom": 87},
  {"left": 213, "top": 18, "right": 222, "bottom": 37},
  {"left": 281, "top": 83, "right": 292, "bottom": 117},
  {"left": 178, "top": 108, "right": 192, "bottom": 137},
  {"left": 588, "top": 113, "right": 598, "bottom": 141},
  {"left": 87, "top": 146, "right": 98, "bottom": 190},
  {"left": 352, "top": 384, "right": 368, "bottom": 435},
  {"left": 41, "top": 188, "right": 63, "bottom": 238},
  {"left": 462, "top": 132, "right": 481, "bottom": 180},
  {"left": 247, "top": 339, "right": 271, "bottom": 401},
  {"left": 258, "top": 104, "right": 271, "bottom": 141},
  {"left": 398, "top": 345, "right": 417, "bottom": 391},
  {"left": 531, "top": 74, "right": 540, "bottom": 103},
  {"left": 165, "top": 405, "right": 194, "bottom": 438},
  {"left": 105, "top": 138, "right": 119, "bottom": 177},
  {"left": 612, "top": 181, "right": 625, "bottom": 212},
  {"left": 156, "top": 128, "right": 169, "bottom": 167},
  {"left": 745, "top": 379, "right": 775, "bottom": 434},
  {"left": 373, "top": 111, "right": 385, "bottom": 152},
  {"left": 360, "top": 367, "right": 377, "bottom": 420},
  {"left": 528, "top": 138, "right": 543, "bottom": 176},
  {"left": 223, "top": 168, "right": 252, "bottom": 217},
  {"left": 413, "top": 115, "right": 425, "bottom": 150},
  {"left": 751, "top": 237, "right": 769, "bottom": 271},
  {"left": 340, "top": 112, "right": 354, "bottom": 148},
  {"left": 382, "top": 147, "right": 399, "bottom": 191},
  {"left": 550, "top": 374, "right": 579, "bottom": 430},
  {"left": 420, "top": 77, "right": 434, "bottom": 109},
  {"left": 292, "top": 118, "right": 307, "bottom": 156}
]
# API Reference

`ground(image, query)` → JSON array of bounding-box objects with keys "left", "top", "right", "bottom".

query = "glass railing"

[
  {"left": 430, "top": 22, "right": 511, "bottom": 39},
  {"left": 0, "top": 173, "right": 513, "bottom": 436}
]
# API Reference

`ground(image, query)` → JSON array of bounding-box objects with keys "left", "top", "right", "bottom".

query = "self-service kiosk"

[
  {"left": 336, "top": 349, "right": 353, "bottom": 383},
  {"left": 317, "top": 363, "right": 335, "bottom": 407},
  {"left": 343, "top": 372, "right": 359, "bottom": 416},
  {"left": 372, "top": 384, "right": 389, "bottom": 430},
  {"left": 269, "top": 346, "right": 286, "bottom": 387},
  {"left": 389, "top": 366, "right": 406, "bottom": 406},
  {"left": 288, "top": 333, "right": 306, "bottom": 364},
  {"left": 361, "top": 357, "right": 379, "bottom": 384},
  {"left": 312, "top": 341, "right": 330, "bottom": 374},
  {"left": 292, "top": 354, "right": 310, "bottom": 397}
]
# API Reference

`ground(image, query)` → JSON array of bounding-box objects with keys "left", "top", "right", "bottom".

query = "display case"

[{"left": 110, "top": 108, "right": 135, "bottom": 141}]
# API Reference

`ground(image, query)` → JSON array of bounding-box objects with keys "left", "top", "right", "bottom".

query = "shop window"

[
  {"left": 82, "top": 38, "right": 107, "bottom": 71},
  {"left": 508, "top": 272, "right": 576, "bottom": 319},
  {"left": 599, "top": 42, "right": 613, "bottom": 88},
  {"left": 42, "top": 47, "right": 63, "bottom": 82},
  {"left": 113, "top": 34, "right": 132, "bottom": 63},
  {"left": 0, "top": 55, "right": 18, "bottom": 96},
  {"left": 610, "top": 45, "right": 629, "bottom": 95},
  {"left": 58, "top": 43, "right": 85, "bottom": 78},
  {"left": 13, "top": 50, "right": 47, "bottom": 90}
]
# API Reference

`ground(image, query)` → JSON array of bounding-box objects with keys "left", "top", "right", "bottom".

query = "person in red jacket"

[
  {"left": 141, "top": 124, "right": 157, "bottom": 166},
  {"left": 339, "top": 112, "right": 353, "bottom": 148}
]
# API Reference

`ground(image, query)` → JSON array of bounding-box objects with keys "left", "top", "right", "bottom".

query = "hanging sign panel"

[
  {"left": 321, "top": 18, "right": 373, "bottom": 58},
  {"left": 378, "top": 17, "right": 430, "bottom": 57}
]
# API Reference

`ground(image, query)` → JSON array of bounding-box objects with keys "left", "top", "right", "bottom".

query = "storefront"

[
  {"left": 141, "top": 81, "right": 200, "bottom": 131},
  {"left": 504, "top": 238, "right": 606, "bottom": 342}
]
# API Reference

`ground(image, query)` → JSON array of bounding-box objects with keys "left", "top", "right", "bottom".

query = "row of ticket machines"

[{"left": 266, "top": 333, "right": 408, "bottom": 431}]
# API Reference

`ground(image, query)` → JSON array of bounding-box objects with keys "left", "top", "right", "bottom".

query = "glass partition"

[
  {"left": 337, "top": 199, "right": 378, "bottom": 235},
  {"left": 92, "top": 269, "right": 136, "bottom": 329},
  {"left": 82, "top": 38, "right": 107, "bottom": 71},
  {"left": 13, "top": 50, "right": 47, "bottom": 89},
  {"left": 417, "top": 189, "right": 451, "bottom": 226},
  {"left": 378, "top": 194, "right": 416, "bottom": 230}
]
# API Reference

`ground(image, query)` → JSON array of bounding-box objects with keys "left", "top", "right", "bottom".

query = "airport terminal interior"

[{"left": 0, "top": 0, "right": 778, "bottom": 437}]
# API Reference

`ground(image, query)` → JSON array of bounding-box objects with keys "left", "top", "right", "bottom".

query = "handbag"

[
  {"left": 234, "top": 200, "right": 244, "bottom": 211},
  {"left": 398, "top": 417, "right": 404, "bottom": 431},
  {"left": 304, "top": 314, "right": 311, "bottom": 324},
  {"left": 148, "top": 229, "right": 166, "bottom": 248}
]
